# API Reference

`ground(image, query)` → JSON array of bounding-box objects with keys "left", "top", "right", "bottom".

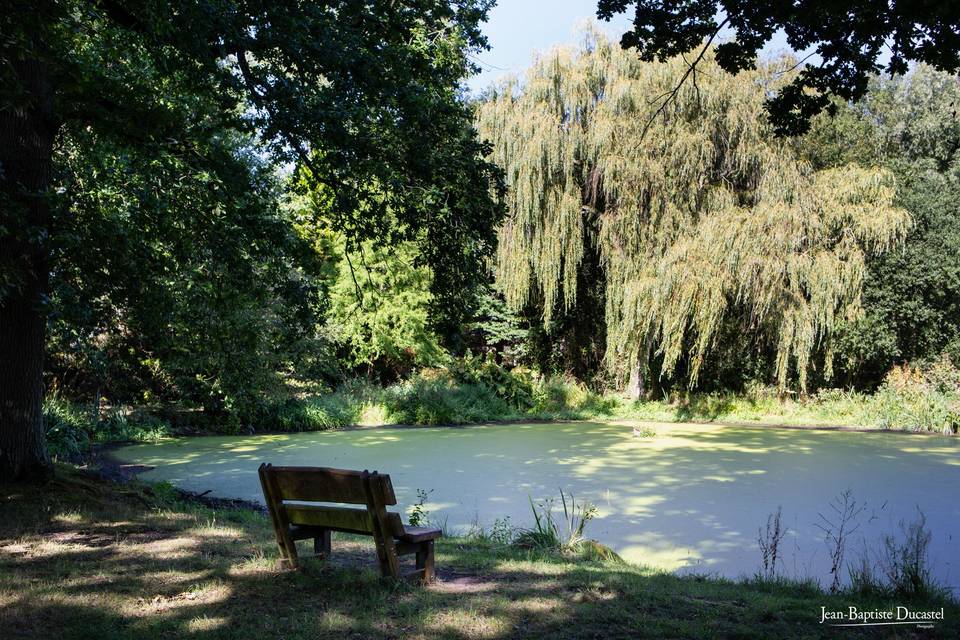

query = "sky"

[{"left": 465, "top": 1, "right": 800, "bottom": 95}]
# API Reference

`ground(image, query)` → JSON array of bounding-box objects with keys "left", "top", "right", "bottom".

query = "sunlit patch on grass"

[
  {"left": 0, "top": 541, "right": 31, "bottom": 555},
  {"left": 148, "top": 511, "right": 204, "bottom": 524},
  {"left": 428, "top": 578, "right": 501, "bottom": 594},
  {"left": 507, "top": 595, "right": 565, "bottom": 612},
  {"left": 228, "top": 550, "right": 282, "bottom": 576},
  {"left": 13, "top": 537, "right": 115, "bottom": 559},
  {"left": 52, "top": 510, "right": 86, "bottom": 525},
  {"left": 184, "top": 520, "right": 246, "bottom": 539},
  {"left": 120, "top": 536, "right": 199, "bottom": 560},
  {"left": 138, "top": 569, "right": 214, "bottom": 586},
  {"left": 127, "top": 581, "right": 232, "bottom": 616},
  {"left": 319, "top": 611, "right": 358, "bottom": 632},
  {"left": 184, "top": 615, "right": 228, "bottom": 632},
  {"left": 425, "top": 609, "right": 509, "bottom": 639},
  {"left": 0, "top": 589, "right": 21, "bottom": 607}
]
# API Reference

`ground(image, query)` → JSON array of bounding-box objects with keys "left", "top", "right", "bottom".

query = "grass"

[{"left": 2, "top": 466, "right": 957, "bottom": 639}]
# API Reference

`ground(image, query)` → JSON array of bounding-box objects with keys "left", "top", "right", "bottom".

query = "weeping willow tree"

[{"left": 476, "top": 29, "right": 911, "bottom": 392}]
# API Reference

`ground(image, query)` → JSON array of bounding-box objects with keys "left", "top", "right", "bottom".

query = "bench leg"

[
  {"left": 415, "top": 540, "right": 435, "bottom": 582},
  {"left": 314, "top": 529, "right": 332, "bottom": 559},
  {"left": 280, "top": 532, "right": 300, "bottom": 569},
  {"left": 376, "top": 540, "right": 401, "bottom": 579}
]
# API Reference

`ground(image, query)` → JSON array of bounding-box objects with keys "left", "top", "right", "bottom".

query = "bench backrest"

[
  {"left": 258, "top": 464, "right": 404, "bottom": 538},
  {"left": 262, "top": 465, "right": 397, "bottom": 505}
]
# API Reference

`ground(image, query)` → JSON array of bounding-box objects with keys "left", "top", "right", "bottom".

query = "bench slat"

[
  {"left": 269, "top": 465, "right": 397, "bottom": 505},
  {"left": 285, "top": 503, "right": 406, "bottom": 537}
]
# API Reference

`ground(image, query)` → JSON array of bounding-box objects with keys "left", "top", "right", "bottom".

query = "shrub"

[
  {"left": 384, "top": 371, "right": 516, "bottom": 425},
  {"left": 95, "top": 410, "right": 170, "bottom": 442},
  {"left": 449, "top": 352, "right": 535, "bottom": 410},
  {"left": 866, "top": 355, "right": 960, "bottom": 433},
  {"left": 881, "top": 509, "right": 945, "bottom": 599},
  {"left": 44, "top": 395, "right": 94, "bottom": 461},
  {"left": 267, "top": 395, "right": 360, "bottom": 431},
  {"left": 531, "top": 377, "right": 616, "bottom": 417},
  {"left": 44, "top": 395, "right": 171, "bottom": 460}
]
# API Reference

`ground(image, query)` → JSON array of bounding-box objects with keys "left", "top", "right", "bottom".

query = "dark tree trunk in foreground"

[{"left": 0, "top": 56, "right": 57, "bottom": 482}]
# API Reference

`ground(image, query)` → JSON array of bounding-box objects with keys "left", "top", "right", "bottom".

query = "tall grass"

[
  {"left": 848, "top": 509, "right": 948, "bottom": 600},
  {"left": 514, "top": 490, "right": 599, "bottom": 554}
]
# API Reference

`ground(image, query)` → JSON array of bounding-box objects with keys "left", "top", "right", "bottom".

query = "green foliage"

[
  {"left": 867, "top": 357, "right": 960, "bottom": 434},
  {"left": 408, "top": 488, "right": 433, "bottom": 527},
  {"left": 464, "top": 289, "right": 530, "bottom": 364},
  {"left": 43, "top": 396, "right": 170, "bottom": 461},
  {"left": 449, "top": 352, "right": 535, "bottom": 410},
  {"left": 43, "top": 395, "right": 94, "bottom": 462},
  {"left": 477, "top": 29, "right": 908, "bottom": 392},
  {"left": 531, "top": 378, "right": 617, "bottom": 418},
  {"left": 3, "top": 0, "right": 504, "bottom": 478},
  {"left": 619, "top": 358, "right": 960, "bottom": 434},
  {"left": 597, "top": 1, "right": 960, "bottom": 135},
  {"left": 803, "top": 67, "right": 960, "bottom": 388},
  {"left": 5, "top": 0, "right": 504, "bottom": 310},
  {"left": 514, "top": 491, "right": 600, "bottom": 555},
  {"left": 384, "top": 370, "right": 515, "bottom": 425},
  {"left": 326, "top": 241, "right": 448, "bottom": 380},
  {"left": 46, "top": 127, "right": 329, "bottom": 424},
  {"left": 850, "top": 510, "right": 947, "bottom": 601},
  {"left": 880, "top": 510, "right": 945, "bottom": 600},
  {"left": 265, "top": 396, "right": 360, "bottom": 432}
]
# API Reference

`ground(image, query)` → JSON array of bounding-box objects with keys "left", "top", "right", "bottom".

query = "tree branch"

[{"left": 638, "top": 18, "right": 729, "bottom": 141}]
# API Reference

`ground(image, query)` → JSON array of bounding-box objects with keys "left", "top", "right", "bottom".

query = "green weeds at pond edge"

[{"left": 44, "top": 356, "right": 960, "bottom": 461}]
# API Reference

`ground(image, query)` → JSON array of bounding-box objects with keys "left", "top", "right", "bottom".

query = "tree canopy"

[
  {"left": 597, "top": 1, "right": 960, "bottom": 135},
  {"left": 476, "top": 30, "right": 909, "bottom": 392},
  {"left": 0, "top": 0, "right": 503, "bottom": 480},
  {"left": 801, "top": 66, "right": 960, "bottom": 385}
]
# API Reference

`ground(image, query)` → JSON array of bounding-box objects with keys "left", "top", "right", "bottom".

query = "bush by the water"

[
  {"left": 867, "top": 356, "right": 960, "bottom": 434},
  {"left": 257, "top": 359, "right": 614, "bottom": 433},
  {"left": 449, "top": 352, "right": 536, "bottom": 410},
  {"left": 44, "top": 395, "right": 170, "bottom": 461}
]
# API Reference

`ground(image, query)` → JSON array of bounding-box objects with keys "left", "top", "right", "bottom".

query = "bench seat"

[{"left": 397, "top": 525, "right": 442, "bottom": 543}]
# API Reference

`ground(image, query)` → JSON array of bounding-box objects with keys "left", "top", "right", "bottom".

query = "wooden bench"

[{"left": 257, "top": 463, "right": 441, "bottom": 581}]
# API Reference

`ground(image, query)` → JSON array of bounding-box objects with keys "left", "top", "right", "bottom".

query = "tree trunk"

[
  {"left": 0, "top": 55, "right": 57, "bottom": 482},
  {"left": 625, "top": 357, "right": 644, "bottom": 400}
]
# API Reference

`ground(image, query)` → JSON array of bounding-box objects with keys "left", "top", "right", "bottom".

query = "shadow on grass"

[{"left": 1, "top": 467, "right": 957, "bottom": 640}]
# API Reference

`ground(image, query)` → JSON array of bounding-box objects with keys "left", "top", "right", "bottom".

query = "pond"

[{"left": 112, "top": 421, "right": 960, "bottom": 592}]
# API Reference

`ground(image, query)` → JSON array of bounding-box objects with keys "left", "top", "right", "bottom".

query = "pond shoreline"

[{"left": 124, "top": 415, "right": 959, "bottom": 441}]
